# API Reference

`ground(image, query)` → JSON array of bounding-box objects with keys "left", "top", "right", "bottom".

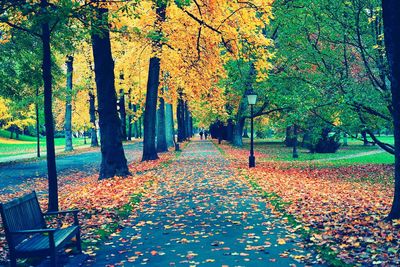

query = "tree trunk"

[
  {"left": 243, "top": 128, "right": 249, "bottom": 138},
  {"left": 142, "top": 2, "right": 165, "bottom": 160},
  {"left": 127, "top": 89, "right": 132, "bottom": 141},
  {"left": 361, "top": 130, "right": 368, "bottom": 145},
  {"left": 226, "top": 119, "right": 234, "bottom": 142},
  {"left": 343, "top": 132, "right": 348, "bottom": 146},
  {"left": 293, "top": 124, "right": 299, "bottom": 158},
  {"left": 133, "top": 104, "right": 139, "bottom": 138},
  {"left": 184, "top": 101, "right": 191, "bottom": 139},
  {"left": 91, "top": 7, "right": 129, "bottom": 179},
  {"left": 89, "top": 90, "right": 99, "bottom": 147},
  {"left": 165, "top": 102, "right": 174, "bottom": 147},
  {"left": 41, "top": 8, "right": 58, "bottom": 211},
  {"left": 138, "top": 116, "right": 142, "bottom": 138},
  {"left": 35, "top": 89, "right": 40, "bottom": 158},
  {"left": 383, "top": 0, "right": 400, "bottom": 219},
  {"left": 142, "top": 57, "right": 161, "bottom": 161},
  {"left": 232, "top": 119, "right": 245, "bottom": 147},
  {"left": 157, "top": 90, "right": 168, "bottom": 152},
  {"left": 64, "top": 56, "right": 73, "bottom": 152},
  {"left": 177, "top": 95, "right": 185, "bottom": 142},
  {"left": 118, "top": 89, "right": 127, "bottom": 141}
]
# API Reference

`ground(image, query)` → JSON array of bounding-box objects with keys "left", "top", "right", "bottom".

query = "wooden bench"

[{"left": 0, "top": 191, "right": 82, "bottom": 267}]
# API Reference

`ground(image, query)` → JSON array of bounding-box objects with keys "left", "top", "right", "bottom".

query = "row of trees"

[{"left": 1, "top": 0, "right": 400, "bottom": 219}]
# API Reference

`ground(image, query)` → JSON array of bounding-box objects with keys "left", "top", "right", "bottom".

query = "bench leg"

[{"left": 76, "top": 230, "right": 82, "bottom": 253}]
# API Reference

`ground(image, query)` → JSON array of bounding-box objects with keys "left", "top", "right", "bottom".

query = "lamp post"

[{"left": 247, "top": 90, "right": 257, "bottom": 168}]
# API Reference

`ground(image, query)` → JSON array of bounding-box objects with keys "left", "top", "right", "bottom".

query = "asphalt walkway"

[{"left": 89, "top": 140, "right": 321, "bottom": 266}]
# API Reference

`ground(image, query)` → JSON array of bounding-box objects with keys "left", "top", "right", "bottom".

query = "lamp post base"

[{"left": 249, "top": 155, "right": 255, "bottom": 168}]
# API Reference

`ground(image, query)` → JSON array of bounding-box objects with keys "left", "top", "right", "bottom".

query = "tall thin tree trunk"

[
  {"left": 91, "top": 7, "right": 129, "bottom": 179},
  {"left": 184, "top": 101, "right": 191, "bottom": 139},
  {"left": 41, "top": 3, "right": 58, "bottom": 211},
  {"left": 138, "top": 116, "right": 142, "bottom": 138},
  {"left": 89, "top": 90, "right": 99, "bottom": 147},
  {"left": 177, "top": 94, "right": 185, "bottom": 142},
  {"left": 133, "top": 104, "right": 139, "bottom": 138},
  {"left": 142, "top": 3, "right": 166, "bottom": 161},
  {"left": 293, "top": 124, "right": 299, "bottom": 158},
  {"left": 64, "top": 55, "right": 73, "bottom": 152},
  {"left": 142, "top": 57, "right": 160, "bottom": 161},
  {"left": 36, "top": 87, "right": 40, "bottom": 158},
  {"left": 127, "top": 97, "right": 132, "bottom": 141},
  {"left": 165, "top": 101, "right": 174, "bottom": 147},
  {"left": 118, "top": 88, "right": 127, "bottom": 141},
  {"left": 157, "top": 89, "right": 168, "bottom": 152},
  {"left": 383, "top": 0, "right": 400, "bottom": 219}
]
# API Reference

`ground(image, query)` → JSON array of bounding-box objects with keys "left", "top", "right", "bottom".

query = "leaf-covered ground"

[
  {"left": 216, "top": 141, "right": 400, "bottom": 266},
  {"left": 0, "top": 147, "right": 177, "bottom": 265},
  {"left": 87, "top": 141, "right": 324, "bottom": 266}
]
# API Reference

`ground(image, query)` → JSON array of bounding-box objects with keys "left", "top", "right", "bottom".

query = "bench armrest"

[
  {"left": 44, "top": 209, "right": 80, "bottom": 226},
  {"left": 10, "top": 228, "right": 57, "bottom": 235}
]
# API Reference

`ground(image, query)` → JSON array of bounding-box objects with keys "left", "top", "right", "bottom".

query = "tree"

[
  {"left": 91, "top": 5, "right": 130, "bottom": 178},
  {"left": 64, "top": 55, "right": 74, "bottom": 151},
  {"left": 382, "top": 0, "right": 400, "bottom": 219},
  {"left": 142, "top": 0, "right": 167, "bottom": 161}
]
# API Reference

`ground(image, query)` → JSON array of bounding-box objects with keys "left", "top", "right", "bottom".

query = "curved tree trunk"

[
  {"left": 41, "top": 8, "right": 58, "bottom": 211},
  {"left": 91, "top": 7, "right": 129, "bottom": 179},
  {"left": 64, "top": 55, "right": 73, "bottom": 152},
  {"left": 383, "top": 0, "right": 400, "bottom": 219}
]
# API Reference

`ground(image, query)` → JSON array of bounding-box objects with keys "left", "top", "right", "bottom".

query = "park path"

[
  {"left": 311, "top": 149, "right": 385, "bottom": 162},
  {"left": 0, "top": 142, "right": 143, "bottom": 191},
  {"left": 89, "top": 140, "right": 322, "bottom": 267}
]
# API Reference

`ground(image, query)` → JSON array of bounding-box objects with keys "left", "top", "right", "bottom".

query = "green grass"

[
  {"left": 0, "top": 129, "right": 88, "bottom": 159},
  {"left": 244, "top": 137, "right": 394, "bottom": 165}
]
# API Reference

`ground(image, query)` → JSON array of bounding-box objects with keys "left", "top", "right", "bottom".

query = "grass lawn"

[
  {"left": 0, "top": 129, "right": 88, "bottom": 159},
  {"left": 244, "top": 136, "right": 394, "bottom": 165}
]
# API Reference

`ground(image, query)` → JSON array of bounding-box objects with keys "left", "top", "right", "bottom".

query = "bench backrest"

[{"left": 0, "top": 191, "right": 46, "bottom": 247}]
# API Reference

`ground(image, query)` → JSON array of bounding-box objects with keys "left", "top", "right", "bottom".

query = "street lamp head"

[{"left": 246, "top": 90, "right": 257, "bottom": 105}]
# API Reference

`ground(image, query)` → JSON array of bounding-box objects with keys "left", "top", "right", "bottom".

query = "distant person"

[
  {"left": 199, "top": 131, "right": 204, "bottom": 140},
  {"left": 204, "top": 131, "right": 208, "bottom": 140}
]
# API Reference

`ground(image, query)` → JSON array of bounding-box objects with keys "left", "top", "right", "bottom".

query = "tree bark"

[
  {"left": 177, "top": 95, "right": 185, "bottom": 142},
  {"left": 157, "top": 90, "right": 168, "bottom": 152},
  {"left": 184, "top": 101, "right": 191, "bottom": 139},
  {"left": 36, "top": 86, "right": 41, "bottom": 158},
  {"left": 138, "top": 116, "right": 142, "bottom": 138},
  {"left": 133, "top": 104, "right": 139, "bottom": 138},
  {"left": 91, "top": 7, "right": 129, "bottom": 179},
  {"left": 89, "top": 90, "right": 99, "bottom": 147},
  {"left": 142, "top": 2, "right": 166, "bottom": 161},
  {"left": 127, "top": 89, "right": 132, "bottom": 141},
  {"left": 383, "top": 0, "right": 400, "bottom": 219},
  {"left": 232, "top": 119, "right": 245, "bottom": 147},
  {"left": 41, "top": 4, "right": 58, "bottom": 211},
  {"left": 118, "top": 88, "right": 127, "bottom": 141},
  {"left": 293, "top": 124, "right": 299, "bottom": 158},
  {"left": 165, "top": 102, "right": 174, "bottom": 147},
  {"left": 64, "top": 56, "right": 73, "bottom": 152},
  {"left": 142, "top": 56, "right": 161, "bottom": 161}
]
